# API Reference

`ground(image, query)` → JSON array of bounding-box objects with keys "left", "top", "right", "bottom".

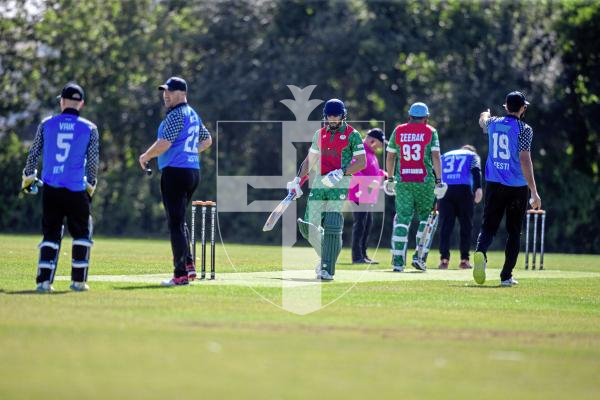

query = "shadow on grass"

[
  {"left": 270, "top": 277, "right": 333, "bottom": 283},
  {"left": 114, "top": 285, "right": 172, "bottom": 291},
  {"left": 337, "top": 262, "right": 381, "bottom": 266},
  {"left": 449, "top": 283, "right": 503, "bottom": 289},
  {"left": 1, "top": 289, "right": 70, "bottom": 295},
  {"left": 381, "top": 270, "right": 426, "bottom": 274}
]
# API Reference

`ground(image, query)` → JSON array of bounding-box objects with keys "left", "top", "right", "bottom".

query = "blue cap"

[
  {"left": 158, "top": 76, "right": 187, "bottom": 92},
  {"left": 323, "top": 99, "right": 347, "bottom": 117},
  {"left": 408, "top": 102, "right": 429, "bottom": 118}
]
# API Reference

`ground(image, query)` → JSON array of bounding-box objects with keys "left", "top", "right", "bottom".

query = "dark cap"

[
  {"left": 158, "top": 76, "right": 187, "bottom": 92},
  {"left": 367, "top": 128, "right": 386, "bottom": 144},
  {"left": 57, "top": 82, "right": 84, "bottom": 101},
  {"left": 505, "top": 91, "right": 530, "bottom": 112}
]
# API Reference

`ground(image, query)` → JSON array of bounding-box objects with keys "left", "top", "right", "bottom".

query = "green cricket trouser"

[
  {"left": 299, "top": 188, "right": 347, "bottom": 275},
  {"left": 391, "top": 181, "right": 435, "bottom": 267}
]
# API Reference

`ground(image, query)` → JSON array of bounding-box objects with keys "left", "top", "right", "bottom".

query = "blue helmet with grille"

[{"left": 323, "top": 99, "right": 347, "bottom": 118}]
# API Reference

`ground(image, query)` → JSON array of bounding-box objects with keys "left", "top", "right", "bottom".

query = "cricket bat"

[{"left": 262, "top": 175, "right": 308, "bottom": 232}]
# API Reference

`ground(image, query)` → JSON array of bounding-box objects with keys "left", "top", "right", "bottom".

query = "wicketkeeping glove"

[
  {"left": 383, "top": 178, "right": 396, "bottom": 196},
  {"left": 86, "top": 182, "right": 97, "bottom": 197},
  {"left": 286, "top": 177, "right": 303, "bottom": 199},
  {"left": 321, "top": 169, "right": 344, "bottom": 188},
  {"left": 22, "top": 170, "right": 43, "bottom": 195}
]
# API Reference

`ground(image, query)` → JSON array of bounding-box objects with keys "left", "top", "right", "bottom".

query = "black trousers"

[
  {"left": 475, "top": 182, "right": 528, "bottom": 280},
  {"left": 161, "top": 167, "right": 199, "bottom": 277},
  {"left": 438, "top": 185, "right": 474, "bottom": 261},
  {"left": 40, "top": 185, "right": 92, "bottom": 283},
  {"left": 351, "top": 209, "right": 373, "bottom": 261}
]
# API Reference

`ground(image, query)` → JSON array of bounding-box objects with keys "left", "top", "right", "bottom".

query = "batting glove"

[
  {"left": 321, "top": 169, "right": 344, "bottom": 188},
  {"left": 383, "top": 178, "right": 396, "bottom": 196},
  {"left": 286, "top": 177, "right": 303, "bottom": 199},
  {"left": 434, "top": 180, "right": 448, "bottom": 199}
]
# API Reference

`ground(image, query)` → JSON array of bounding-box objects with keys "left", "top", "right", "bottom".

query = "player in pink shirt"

[{"left": 349, "top": 128, "right": 386, "bottom": 264}]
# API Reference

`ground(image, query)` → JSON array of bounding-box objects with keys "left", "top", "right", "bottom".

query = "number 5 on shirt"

[{"left": 56, "top": 133, "right": 73, "bottom": 162}]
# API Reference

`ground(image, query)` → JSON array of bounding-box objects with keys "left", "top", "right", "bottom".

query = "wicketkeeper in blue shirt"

[{"left": 22, "top": 82, "right": 100, "bottom": 293}]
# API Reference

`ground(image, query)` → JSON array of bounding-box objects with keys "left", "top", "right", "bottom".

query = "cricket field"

[{"left": 1, "top": 234, "right": 599, "bottom": 399}]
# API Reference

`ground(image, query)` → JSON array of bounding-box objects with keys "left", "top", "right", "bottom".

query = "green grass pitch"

[{"left": 1, "top": 234, "right": 599, "bottom": 399}]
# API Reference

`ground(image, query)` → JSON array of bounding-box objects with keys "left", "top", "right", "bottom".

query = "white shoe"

[
  {"left": 473, "top": 251, "right": 486, "bottom": 285},
  {"left": 70, "top": 281, "right": 90, "bottom": 292},
  {"left": 36, "top": 281, "right": 54, "bottom": 293},
  {"left": 314, "top": 260, "right": 322, "bottom": 274},
  {"left": 316, "top": 269, "right": 334, "bottom": 281},
  {"left": 500, "top": 277, "right": 519, "bottom": 287},
  {"left": 411, "top": 258, "right": 427, "bottom": 272},
  {"left": 392, "top": 265, "right": 405, "bottom": 272}
]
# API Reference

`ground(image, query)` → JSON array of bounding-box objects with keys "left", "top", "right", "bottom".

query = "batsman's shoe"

[
  {"left": 473, "top": 251, "right": 486, "bottom": 284},
  {"left": 314, "top": 260, "right": 322, "bottom": 274},
  {"left": 186, "top": 264, "right": 197, "bottom": 281},
  {"left": 317, "top": 269, "right": 334, "bottom": 281},
  {"left": 411, "top": 258, "right": 427, "bottom": 272},
  {"left": 438, "top": 259, "right": 449, "bottom": 270},
  {"left": 392, "top": 265, "right": 405, "bottom": 272},
  {"left": 500, "top": 277, "right": 519, "bottom": 287},
  {"left": 70, "top": 281, "right": 89, "bottom": 292},
  {"left": 161, "top": 276, "right": 189, "bottom": 287},
  {"left": 459, "top": 260, "right": 472, "bottom": 269},
  {"left": 36, "top": 281, "right": 54, "bottom": 293}
]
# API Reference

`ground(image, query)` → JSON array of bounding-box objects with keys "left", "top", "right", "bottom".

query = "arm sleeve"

[
  {"left": 23, "top": 123, "right": 44, "bottom": 176},
  {"left": 431, "top": 129, "right": 440, "bottom": 152},
  {"left": 309, "top": 130, "right": 320, "bottom": 154},
  {"left": 471, "top": 167, "right": 482, "bottom": 190},
  {"left": 518, "top": 124, "right": 533, "bottom": 152},
  {"left": 85, "top": 127, "right": 100, "bottom": 185},
  {"left": 482, "top": 117, "right": 493, "bottom": 135},
  {"left": 386, "top": 130, "right": 398, "bottom": 153},
  {"left": 160, "top": 108, "right": 185, "bottom": 143},
  {"left": 350, "top": 131, "right": 365, "bottom": 156},
  {"left": 470, "top": 154, "right": 482, "bottom": 190},
  {"left": 199, "top": 122, "right": 211, "bottom": 142},
  {"left": 470, "top": 154, "right": 481, "bottom": 170}
]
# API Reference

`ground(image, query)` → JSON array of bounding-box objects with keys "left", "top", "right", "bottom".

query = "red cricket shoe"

[
  {"left": 438, "top": 259, "right": 449, "bottom": 270},
  {"left": 459, "top": 259, "right": 472, "bottom": 269},
  {"left": 161, "top": 275, "right": 189, "bottom": 287},
  {"left": 186, "top": 264, "right": 197, "bottom": 281}
]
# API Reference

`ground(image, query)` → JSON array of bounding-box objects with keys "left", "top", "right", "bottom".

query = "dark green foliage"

[{"left": 0, "top": 0, "right": 598, "bottom": 252}]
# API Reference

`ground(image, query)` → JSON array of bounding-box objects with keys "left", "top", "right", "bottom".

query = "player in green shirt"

[
  {"left": 288, "top": 99, "right": 366, "bottom": 280},
  {"left": 385, "top": 102, "right": 446, "bottom": 271}
]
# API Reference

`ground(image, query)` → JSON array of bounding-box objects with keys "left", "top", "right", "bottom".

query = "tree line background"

[{"left": 1, "top": 0, "right": 598, "bottom": 253}]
